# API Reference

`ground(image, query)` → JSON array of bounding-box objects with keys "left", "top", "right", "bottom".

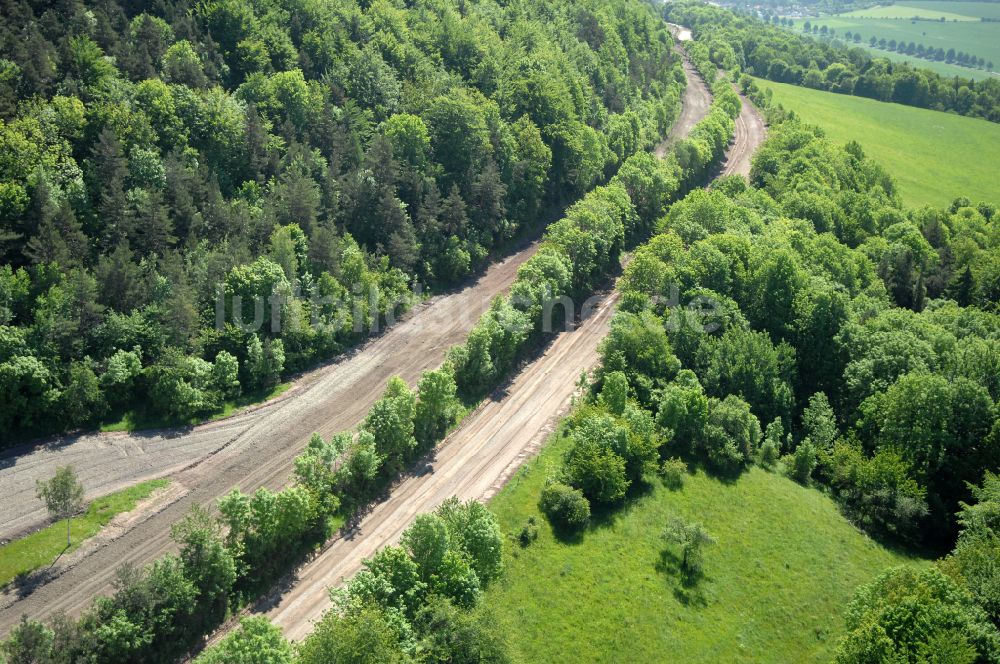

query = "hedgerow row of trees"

[
  {"left": 519, "top": 77, "right": 1000, "bottom": 658},
  {"left": 0, "top": 0, "right": 684, "bottom": 444},
  {"left": 665, "top": 0, "right": 1000, "bottom": 121},
  {"left": 193, "top": 498, "right": 513, "bottom": 664}
]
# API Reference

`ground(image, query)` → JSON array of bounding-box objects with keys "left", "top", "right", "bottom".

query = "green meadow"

[
  {"left": 818, "top": 16, "right": 1000, "bottom": 68},
  {"left": 756, "top": 78, "right": 1000, "bottom": 208},
  {"left": 903, "top": 1, "right": 1000, "bottom": 19},
  {"left": 484, "top": 430, "right": 928, "bottom": 663},
  {"left": 841, "top": 4, "right": 980, "bottom": 20}
]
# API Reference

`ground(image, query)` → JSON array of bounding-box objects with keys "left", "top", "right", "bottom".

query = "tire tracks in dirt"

[{"left": 0, "top": 244, "right": 536, "bottom": 634}]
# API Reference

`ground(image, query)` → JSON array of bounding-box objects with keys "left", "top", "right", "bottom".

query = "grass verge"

[
  {"left": 100, "top": 382, "right": 293, "bottom": 433},
  {"left": 0, "top": 479, "right": 170, "bottom": 588}
]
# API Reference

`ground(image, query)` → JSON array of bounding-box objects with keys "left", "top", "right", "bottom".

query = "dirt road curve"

[
  {"left": 721, "top": 89, "right": 767, "bottom": 177},
  {"left": 654, "top": 40, "right": 712, "bottom": 158},
  {"left": 0, "top": 244, "right": 536, "bottom": 634},
  {"left": 261, "top": 289, "right": 621, "bottom": 642}
]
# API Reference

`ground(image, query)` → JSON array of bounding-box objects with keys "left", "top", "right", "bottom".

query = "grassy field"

[
  {"left": 904, "top": 1, "right": 1000, "bottom": 19},
  {"left": 841, "top": 4, "right": 980, "bottom": 20},
  {"left": 484, "top": 430, "right": 928, "bottom": 663},
  {"left": 818, "top": 16, "right": 1000, "bottom": 67},
  {"left": 0, "top": 479, "right": 169, "bottom": 588},
  {"left": 755, "top": 78, "right": 1000, "bottom": 208},
  {"left": 785, "top": 9, "right": 1000, "bottom": 80}
]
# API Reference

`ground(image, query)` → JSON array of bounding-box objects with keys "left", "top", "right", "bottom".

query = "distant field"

[
  {"left": 484, "top": 430, "right": 927, "bottom": 663},
  {"left": 800, "top": 16, "right": 1000, "bottom": 77},
  {"left": 756, "top": 78, "right": 1000, "bottom": 208},
  {"left": 904, "top": 1, "right": 1000, "bottom": 19},
  {"left": 841, "top": 4, "right": 980, "bottom": 20}
]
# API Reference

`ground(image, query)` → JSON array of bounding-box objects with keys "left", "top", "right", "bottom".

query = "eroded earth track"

[
  {"left": 0, "top": 244, "right": 536, "bottom": 632},
  {"left": 721, "top": 89, "right": 768, "bottom": 177},
  {"left": 263, "top": 289, "right": 621, "bottom": 642}
]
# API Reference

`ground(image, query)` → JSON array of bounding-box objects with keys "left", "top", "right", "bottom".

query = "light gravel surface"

[{"left": 0, "top": 242, "right": 536, "bottom": 634}]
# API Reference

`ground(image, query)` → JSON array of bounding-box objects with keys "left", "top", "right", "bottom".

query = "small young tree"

[
  {"left": 36, "top": 466, "right": 85, "bottom": 547},
  {"left": 660, "top": 457, "right": 687, "bottom": 490},
  {"left": 789, "top": 439, "right": 818, "bottom": 485},
  {"left": 662, "top": 516, "right": 715, "bottom": 577}
]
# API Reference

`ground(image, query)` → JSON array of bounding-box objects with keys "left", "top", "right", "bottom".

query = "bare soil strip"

[
  {"left": 0, "top": 244, "right": 535, "bottom": 633},
  {"left": 262, "top": 288, "right": 621, "bottom": 642},
  {"left": 721, "top": 89, "right": 768, "bottom": 177},
  {"left": 655, "top": 46, "right": 713, "bottom": 158}
]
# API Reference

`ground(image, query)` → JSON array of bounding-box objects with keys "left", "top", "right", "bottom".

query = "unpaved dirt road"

[
  {"left": 721, "top": 89, "right": 767, "bottom": 177},
  {"left": 0, "top": 244, "right": 536, "bottom": 633},
  {"left": 655, "top": 33, "right": 712, "bottom": 158},
  {"left": 261, "top": 289, "right": 621, "bottom": 642},
  {"left": 235, "top": 44, "right": 766, "bottom": 645}
]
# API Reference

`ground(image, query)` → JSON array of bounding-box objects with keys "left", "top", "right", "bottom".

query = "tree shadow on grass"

[
  {"left": 549, "top": 521, "right": 585, "bottom": 545},
  {"left": 654, "top": 549, "right": 710, "bottom": 608},
  {"left": 587, "top": 480, "right": 657, "bottom": 532}
]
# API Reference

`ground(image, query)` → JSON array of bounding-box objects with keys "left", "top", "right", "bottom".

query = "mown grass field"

[
  {"left": 903, "top": 1, "right": 1000, "bottom": 20},
  {"left": 484, "top": 430, "right": 928, "bottom": 663},
  {"left": 785, "top": 7, "right": 1000, "bottom": 80},
  {"left": 819, "top": 16, "right": 1000, "bottom": 68},
  {"left": 841, "top": 4, "right": 980, "bottom": 20},
  {"left": 755, "top": 78, "right": 1000, "bottom": 208},
  {"left": 0, "top": 479, "right": 169, "bottom": 588},
  {"left": 782, "top": 20, "right": 990, "bottom": 79}
]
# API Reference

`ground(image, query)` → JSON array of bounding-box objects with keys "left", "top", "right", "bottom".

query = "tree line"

[
  {"left": 665, "top": 0, "right": 1000, "bottom": 121},
  {"left": 0, "top": 0, "right": 683, "bottom": 444}
]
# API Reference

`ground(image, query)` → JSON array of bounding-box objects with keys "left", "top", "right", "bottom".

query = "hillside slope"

[{"left": 485, "top": 433, "right": 928, "bottom": 663}]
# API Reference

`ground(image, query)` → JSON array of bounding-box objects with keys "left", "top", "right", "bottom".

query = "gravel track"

[
  {"left": 721, "top": 88, "right": 768, "bottom": 177},
  {"left": 0, "top": 244, "right": 536, "bottom": 634},
  {"left": 259, "top": 288, "right": 621, "bottom": 642},
  {"left": 655, "top": 40, "right": 712, "bottom": 159}
]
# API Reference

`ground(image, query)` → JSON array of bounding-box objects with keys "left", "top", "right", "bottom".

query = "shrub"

[
  {"left": 518, "top": 517, "right": 539, "bottom": 547},
  {"left": 660, "top": 457, "right": 687, "bottom": 490},
  {"left": 539, "top": 481, "right": 591, "bottom": 531}
]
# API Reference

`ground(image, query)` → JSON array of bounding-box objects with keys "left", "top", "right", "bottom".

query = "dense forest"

[
  {"left": 0, "top": 0, "right": 681, "bottom": 444},
  {"left": 665, "top": 0, "right": 1000, "bottom": 121}
]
